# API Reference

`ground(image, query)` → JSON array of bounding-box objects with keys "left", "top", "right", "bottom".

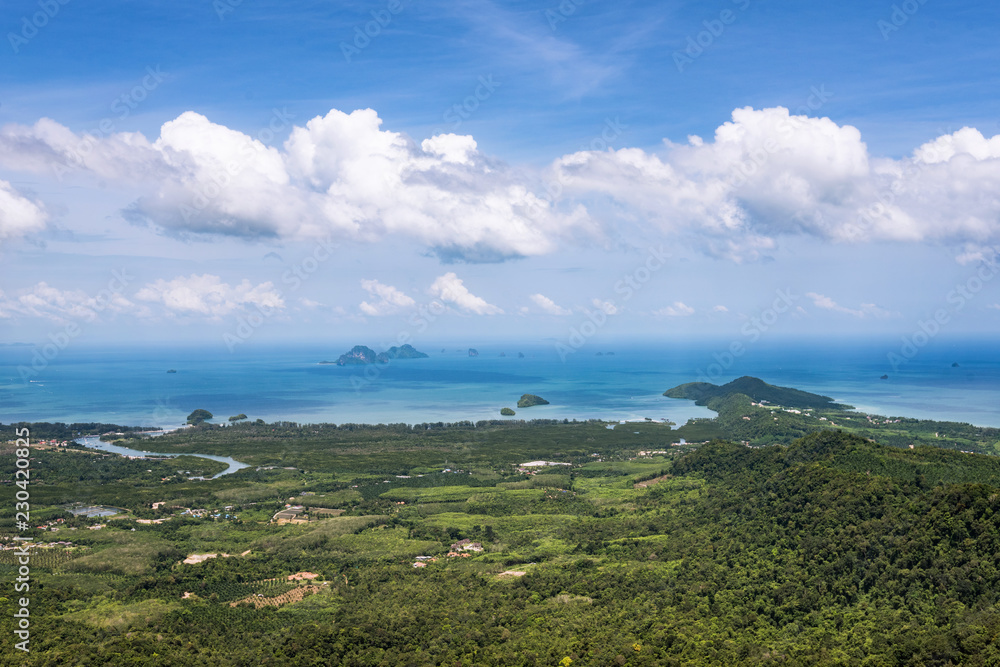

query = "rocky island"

[
  {"left": 322, "top": 344, "right": 428, "bottom": 366},
  {"left": 517, "top": 394, "right": 550, "bottom": 408}
]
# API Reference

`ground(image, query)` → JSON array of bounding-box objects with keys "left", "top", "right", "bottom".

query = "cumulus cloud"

[
  {"left": 551, "top": 107, "right": 1000, "bottom": 260},
  {"left": 0, "top": 110, "right": 586, "bottom": 261},
  {"left": 429, "top": 273, "right": 503, "bottom": 315},
  {"left": 805, "top": 292, "right": 894, "bottom": 319},
  {"left": 359, "top": 279, "right": 415, "bottom": 316},
  {"left": 7, "top": 106, "right": 1000, "bottom": 261},
  {"left": 135, "top": 274, "right": 284, "bottom": 318},
  {"left": 529, "top": 293, "right": 571, "bottom": 316},
  {"left": 0, "top": 282, "right": 135, "bottom": 323},
  {"left": 654, "top": 301, "right": 695, "bottom": 317},
  {"left": 0, "top": 180, "right": 48, "bottom": 243},
  {"left": 712, "top": 305, "right": 729, "bottom": 313}
]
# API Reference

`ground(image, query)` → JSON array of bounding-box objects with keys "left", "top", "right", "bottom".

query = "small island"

[
  {"left": 500, "top": 407, "right": 515, "bottom": 416},
  {"left": 187, "top": 409, "right": 213, "bottom": 425},
  {"left": 468, "top": 348, "right": 479, "bottom": 357},
  {"left": 166, "top": 369, "right": 177, "bottom": 373},
  {"left": 322, "top": 344, "right": 428, "bottom": 365},
  {"left": 517, "top": 394, "right": 550, "bottom": 408},
  {"left": 880, "top": 374, "right": 889, "bottom": 380},
  {"left": 952, "top": 362, "right": 960, "bottom": 368}
]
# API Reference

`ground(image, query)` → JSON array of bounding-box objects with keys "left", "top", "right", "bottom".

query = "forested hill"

[{"left": 664, "top": 376, "right": 846, "bottom": 409}]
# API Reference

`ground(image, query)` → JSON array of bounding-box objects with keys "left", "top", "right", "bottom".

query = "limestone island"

[
  {"left": 468, "top": 348, "right": 479, "bottom": 357},
  {"left": 322, "top": 344, "right": 428, "bottom": 366},
  {"left": 517, "top": 394, "right": 550, "bottom": 408},
  {"left": 500, "top": 407, "right": 515, "bottom": 416}
]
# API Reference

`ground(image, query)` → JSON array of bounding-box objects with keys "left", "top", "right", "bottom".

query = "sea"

[{"left": 1, "top": 337, "right": 998, "bottom": 429}]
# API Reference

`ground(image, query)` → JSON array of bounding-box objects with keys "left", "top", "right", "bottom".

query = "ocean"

[{"left": 1, "top": 337, "right": 998, "bottom": 428}]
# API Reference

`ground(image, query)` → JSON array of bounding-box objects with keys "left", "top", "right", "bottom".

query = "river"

[{"left": 74, "top": 433, "right": 248, "bottom": 479}]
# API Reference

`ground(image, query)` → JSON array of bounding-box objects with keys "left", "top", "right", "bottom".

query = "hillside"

[{"left": 4, "top": 423, "right": 1000, "bottom": 664}]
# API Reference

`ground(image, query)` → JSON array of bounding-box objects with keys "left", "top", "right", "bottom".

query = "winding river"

[{"left": 74, "top": 434, "right": 248, "bottom": 479}]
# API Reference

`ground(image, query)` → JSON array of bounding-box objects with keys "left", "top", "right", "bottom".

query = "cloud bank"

[{"left": 4, "top": 106, "right": 1000, "bottom": 260}]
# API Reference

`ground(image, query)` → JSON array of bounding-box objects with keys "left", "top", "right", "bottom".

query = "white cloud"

[
  {"left": 359, "top": 279, "right": 415, "bottom": 316},
  {"left": 7, "top": 106, "right": 1000, "bottom": 262},
  {"left": 429, "top": 273, "right": 503, "bottom": 315},
  {"left": 529, "top": 293, "right": 571, "bottom": 316},
  {"left": 805, "top": 292, "right": 894, "bottom": 319},
  {"left": 0, "top": 180, "right": 48, "bottom": 243},
  {"left": 712, "top": 305, "right": 729, "bottom": 313},
  {"left": 654, "top": 301, "right": 694, "bottom": 317},
  {"left": 591, "top": 298, "right": 617, "bottom": 315},
  {"left": 0, "top": 282, "right": 135, "bottom": 323},
  {"left": 0, "top": 110, "right": 586, "bottom": 262},
  {"left": 551, "top": 107, "right": 1000, "bottom": 260},
  {"left": 135, "top": 274, "right": 284, "bottom": 318}
]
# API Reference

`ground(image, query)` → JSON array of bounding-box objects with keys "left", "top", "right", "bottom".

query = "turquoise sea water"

[{"left": 1, "top": 338, "right": 998, "bottom": 428}]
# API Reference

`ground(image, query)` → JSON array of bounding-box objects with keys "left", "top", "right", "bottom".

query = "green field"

[{"left": 2, "top": 404, "right": 1000, "bottom": 665}]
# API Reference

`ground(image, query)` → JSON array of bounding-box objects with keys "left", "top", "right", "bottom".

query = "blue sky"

[{"left": 2, "top": 0, "right": 1000, "bottom": 351}]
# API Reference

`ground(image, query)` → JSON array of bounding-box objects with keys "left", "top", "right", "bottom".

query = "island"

[
  {"left": 468, "top": 348, "right": 479, "bottom": 357},
  {"left": 881, "top": 374, "right": 889, "bottom": 380},
  {"left": 952, "top": 362, "right": 960, "bottom": 367},
  {"left": 322, "top": 344, "right": 428, "bottom": 365},
  {"left": 664, "top": 375, "right": 845, "bottom": 410},
  {"left": 376, "top": 344, "right": 429, "bottom": 363},
  {"left": 517, "top": 394, "right": 550, "bottom": 408},
  {"left": 186, "top": 409, "right": 213, "bottom": 425},
  {"left": 500, "top": 407, "right": 515, "bottom": 416},
  {"left": 167, "top": 369, "right": 177, "bottom": 373},
  {"left": 517, "top": 352, "right": 524, "bottom": 358}
]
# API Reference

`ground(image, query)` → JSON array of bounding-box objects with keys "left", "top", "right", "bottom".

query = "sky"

[{"left": 2, "top": 0, "right": 1000, "bottom": 352}]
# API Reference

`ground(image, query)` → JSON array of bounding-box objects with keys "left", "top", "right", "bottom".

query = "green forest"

[{"left": 2, "top": 382, "right": 1000, "bottom": 665}]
